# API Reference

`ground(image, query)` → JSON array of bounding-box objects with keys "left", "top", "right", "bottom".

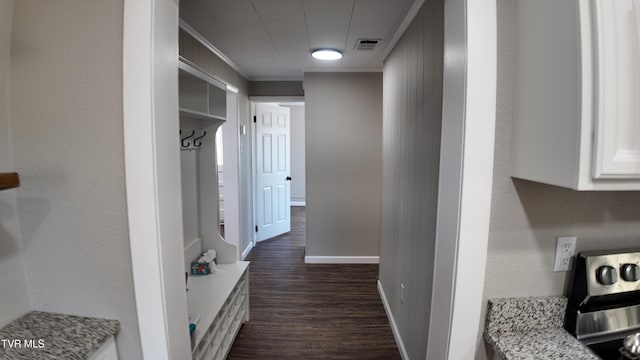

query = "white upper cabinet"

[{"left": 511, "top": 0, "right": 640, "bottom": 190}]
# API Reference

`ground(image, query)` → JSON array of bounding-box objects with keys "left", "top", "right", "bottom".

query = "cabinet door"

[{"left": 592, "top": 0, "right": 640, "bottom": 179}]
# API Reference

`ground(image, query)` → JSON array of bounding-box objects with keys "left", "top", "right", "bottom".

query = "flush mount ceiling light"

[{"left": 311, "top": 49, "right": 343, "bottom": 60}]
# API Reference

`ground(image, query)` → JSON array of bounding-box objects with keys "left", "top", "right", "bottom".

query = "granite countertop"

[
  {"left": 0, "top": 311, "right": 120, "bottom": 360},
  {"left": 484, "top": 296, "right": 599, "bottom": 360}
]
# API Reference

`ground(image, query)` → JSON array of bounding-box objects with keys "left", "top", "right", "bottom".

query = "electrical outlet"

[
  {"left": 554, "top": 236, "right": 577, "bottom": 272},
  {"left": 400, "top": 283, "right": 405, "bottom": 304}
]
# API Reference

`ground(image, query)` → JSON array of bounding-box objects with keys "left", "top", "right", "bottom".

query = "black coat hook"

[
  {"left": 181, "top": 130, "right": 195, "bottom": 148},
  {"left": 193, "top": 131, "right": 207, "bottom": 147}
]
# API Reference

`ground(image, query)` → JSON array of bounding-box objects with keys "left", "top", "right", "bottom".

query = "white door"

[{"left": 255, "top": 103, "right": 291, "bottom": 241}]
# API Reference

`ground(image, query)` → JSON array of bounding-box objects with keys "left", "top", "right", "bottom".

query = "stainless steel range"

[{"left": 565, "top": 250, "right": 640, "bottom": 360}]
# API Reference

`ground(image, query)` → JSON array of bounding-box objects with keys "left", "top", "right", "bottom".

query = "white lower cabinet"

[
  {"left": 189, "top": 262, "right": 249, "bottom": 360},
  {"left": 88, "top": 336, "right": 118, "bottom": 360},
  {"left": 511, "top": 0, "right": 640, "bottom": 190}
]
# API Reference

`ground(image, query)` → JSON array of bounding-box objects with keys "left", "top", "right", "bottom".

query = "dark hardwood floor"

[{"left": 228, "top": 207, "right": 401, "bottom": 359}]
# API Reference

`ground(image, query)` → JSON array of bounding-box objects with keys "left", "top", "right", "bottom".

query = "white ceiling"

[{"left": 179, "top": 0, "right": 416, "bottom": 80}]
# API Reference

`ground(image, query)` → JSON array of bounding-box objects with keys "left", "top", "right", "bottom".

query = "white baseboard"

[
  {"left": 290, "top": 201, "right": 306, "bottom": 207},
  {"left": 241, "top": 242, "right": 253, "bottom": 260},
  {"left": 378, "top": 280, "right": 409, "bottom": 360},
  {"left": 304, "top": 256, "right": 379, "bottom": 264}
]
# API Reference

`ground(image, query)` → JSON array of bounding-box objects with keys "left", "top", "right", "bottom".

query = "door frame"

[
  {"left": 249, "top": 96, "right": 304, "bottom": 249},
  {"left": 221, "top": 86, "right": 242, "bottom": 260}
]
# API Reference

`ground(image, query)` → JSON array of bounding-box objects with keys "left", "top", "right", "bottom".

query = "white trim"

[
  {"left": 251, "top": 103, "right": 258, "bottom": 249},
  {"left": 178, "top": 20, "right": 249, "bottom": 80},
  {"left": 377, "top": 281, "right": 409, "bottom": 360},
  {"left": 123, "top": 0, "right": 190, "bottom": 358},
  {"left": 123, "top": 2, "right": 170, "bottom": 358},
  {"left": 447, "top": 0, "right": 496, "bottom": 358},
  {"left": 304, "top": 256, "right": 379, "bottom": 264},
  {"left": 379, "top": 0, "right": 427, "bottom": 61},
  {"left": 290, "top": 201, "right": 306, "bottom": 207},
  {"left": 222, "top": 88, "right": 242, "bottom": 261},
  {"left": 426, "top": 0, "right": 497, "bottom": 358},
  {"left": 425, "top": 0, "right": 467, "bottom": 353},
  {"left": 241, "top": 242, "right": 253, "bottom": 260}
]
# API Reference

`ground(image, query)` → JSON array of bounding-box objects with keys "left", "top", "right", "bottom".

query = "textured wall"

[
  {"left": 0, "top": 0, "right": 31, "bottom": 328},
  {"left": 9, "top": 1, "right": 141, "bottom": 358},
  {"left": 304, "top": 72, "right": 382, "bottom": 258},
  {"left": 379, "top": 0, "right": 444, "bottom": 358},
  {"left": 179, "top": 29, "right": 254, "bottom": 258},
  {"left": 289, "top": 105, "right": 306, "bottom": 203},
  {"left": 477, "top": 0, "right": 640, "bottom": 357},
  {"left": 249, "top": 81, "right": 304, "bottom": 97}
]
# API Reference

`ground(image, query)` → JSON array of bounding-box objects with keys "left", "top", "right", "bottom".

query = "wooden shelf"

[
  {"left": 180, "top": 108, "right": 226, "bottom": 123},
  {"left": 0, "top": 173, "right": 20, "bottom": 190}
]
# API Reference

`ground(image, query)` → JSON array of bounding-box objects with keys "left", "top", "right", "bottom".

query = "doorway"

[{"left": 250, "top": 99, "right": 305, "bottom": 247}]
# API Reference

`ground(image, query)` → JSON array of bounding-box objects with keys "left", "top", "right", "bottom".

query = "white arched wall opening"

[
  {"left": 426, "top": 0, "right": 497, "bottom": 358},
  {"left": 122, "top": 0, "right": 191, "bottom": 359},
  {"left": 123, "top": 4, "right": 245, "bottom": 358},
  {"left": 121, "top": 0, "right": 496, "bottom": 358}
]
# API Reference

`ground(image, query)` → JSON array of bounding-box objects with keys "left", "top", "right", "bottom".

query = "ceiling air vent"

[{"left": 354, "top": 38, "right": 382, "bottom": 51}]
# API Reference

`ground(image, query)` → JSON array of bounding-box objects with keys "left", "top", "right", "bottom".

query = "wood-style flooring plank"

[{"left": 228, "top": 207, "right": 401, "bottom": 360}]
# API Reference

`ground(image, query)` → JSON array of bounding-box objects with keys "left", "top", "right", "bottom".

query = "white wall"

[
  {"left": 379, "top": 0, "right": 444, "bottom": 357},
  {"left": 477, "top": 0, "right": 640, "bottom": 357},
  {"left": 304, "top": 72, "right": 382, "bottom": 259},
  {"left": 289, "top": 105, "right": 305, "bottom": 205},
  {"left": 10, "top": 1, "right": 141, "bottom": 358},
  {"left": 0, "top": 0, "right": 31, "bottom": 328}
]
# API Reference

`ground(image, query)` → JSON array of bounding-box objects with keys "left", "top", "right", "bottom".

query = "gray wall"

[
  {"left": 289, "top": 105, "right": 306, "bottom": 204},
  {"left": 0, "top": 0, "right": 31, "bottom": 328},
  {"left": 477, "top": 0, "right": 640, "bottom": 357},
  {"left": 9, "top": 1, "right": 142, "bottom": 358},
  {"left": 249, "top": 81, "right": 304, "bottom": 97},
  {"left": 179, "top": 29, "right": 254, "bottom": 258},
  {"left": 304, "top": 72, "right": 382, "bottom": 258},
  {"left": 378, "top": 0, "right": 443, "bottom": 358}
]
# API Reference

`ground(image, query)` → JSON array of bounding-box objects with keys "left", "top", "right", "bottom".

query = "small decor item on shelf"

[
  {"left": 190, "top": 249, "right": 217, "bottom": 275},
  {"left": 188, "top": 313, "right": 200, "bottom": 335}
]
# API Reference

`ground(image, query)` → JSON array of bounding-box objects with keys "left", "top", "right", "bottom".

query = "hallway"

[{"left": 228, "top": 207, "right": 400, "bottom": 359}]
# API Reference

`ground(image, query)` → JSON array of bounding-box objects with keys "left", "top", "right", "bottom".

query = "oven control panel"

[
  {"left": 565, "top": 249, "right": 640, "bottom": 343},
  {"left": 585, "top": 251, "right": 640, "bottom": 296}
]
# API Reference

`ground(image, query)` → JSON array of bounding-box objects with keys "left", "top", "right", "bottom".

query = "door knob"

[{"left": 286, "top": 176, "right": 292, "bottom": 181}]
